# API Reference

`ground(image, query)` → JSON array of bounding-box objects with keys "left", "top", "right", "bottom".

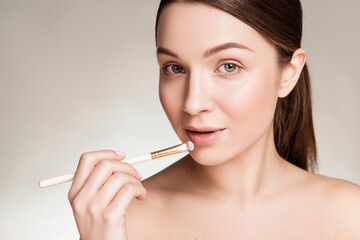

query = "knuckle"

[
  {"left": 96, "top": 159, "right": 112, "bottom": 171},
  {"left": 79, "top": 152, "right": 94, "bottom": 165},
  {"left": 112, "top": 171, "right": 130, "bottom": 182},
  {"left": 122, "top": 183, "right": 135, "bottom": 195},
  {"left": 87, "top": 201, "right": 100, "bottom": 216},
  {"left": 67, "top": 190, "right": 74, "bottom": 203},
  {"left": 103, "top": 209, "right": 126, "bottom": 224},
  {"left": 71, "top": 197, "right": 84, "bottom": 215}
]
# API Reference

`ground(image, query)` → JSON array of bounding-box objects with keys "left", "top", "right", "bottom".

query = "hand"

[{"left": 68, "top": 150, "right": 147, "bottom": 240}]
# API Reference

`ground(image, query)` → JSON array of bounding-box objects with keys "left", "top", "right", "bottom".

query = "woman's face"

[{"left": 156, "top": 3, "right": 283, "bottom": 166}]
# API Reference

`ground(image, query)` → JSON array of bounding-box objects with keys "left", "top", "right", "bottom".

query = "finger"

[
  {"left": 106, "top": 183, "right": 147, "bottom": 217},
  {"left": 68, "top": 150, "right": 125, "bottom": 201},
  {"left": 90, "top": 172, "right": 146, "bottom": 210},
  {"left": 75, "top": 160, "right": 142, "bottom": 202}
]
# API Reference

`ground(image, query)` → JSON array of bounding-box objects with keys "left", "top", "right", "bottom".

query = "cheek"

[
  {"left": 159, "top": 78, "right": 186, "bottom": 135},
  {"left": 218, "top": 72, "right": 279, "bottom": 135},
  {"left": 159, "top": 81, "right": 176, "bottom": 121}
]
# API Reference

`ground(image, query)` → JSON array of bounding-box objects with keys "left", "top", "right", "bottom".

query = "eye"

[
  {"left": 218, "top": 63, "right": 240, "bottom": 73},
  {"left": 163, "top": 64, "right": 185, "bottom": 74}
]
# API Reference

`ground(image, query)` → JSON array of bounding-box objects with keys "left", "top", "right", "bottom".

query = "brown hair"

[{"left": 155, "top": 0, "right": 317, "bottom": 172}]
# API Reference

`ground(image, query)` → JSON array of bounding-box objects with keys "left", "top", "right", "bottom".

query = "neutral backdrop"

[{"left": 0, "top": 0, "right": 359, "bottom": 239}]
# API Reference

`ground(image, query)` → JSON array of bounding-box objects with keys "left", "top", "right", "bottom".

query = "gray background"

[{"left": 0, "top": 0, "right": 359, "bottom": 239}]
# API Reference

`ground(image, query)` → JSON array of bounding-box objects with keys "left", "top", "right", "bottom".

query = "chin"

[{"left": 188, "top": 145, "right": 233, "bottom": 166}]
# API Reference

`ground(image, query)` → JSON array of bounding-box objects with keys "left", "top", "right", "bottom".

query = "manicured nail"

[
  {"left": 136, "top": 169, "right": 143, "bottom": 178},
  {"left": 115, "top": 150, "right": 126, "bottom": 157}
]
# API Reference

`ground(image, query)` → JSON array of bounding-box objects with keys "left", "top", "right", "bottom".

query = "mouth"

[{"left": 185, "top": 127, "right": 225, "bottom": 146}]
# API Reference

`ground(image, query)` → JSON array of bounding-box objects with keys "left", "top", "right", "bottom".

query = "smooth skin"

[{"left": 69, "top": 2, "right": 360, "bottom": 240}]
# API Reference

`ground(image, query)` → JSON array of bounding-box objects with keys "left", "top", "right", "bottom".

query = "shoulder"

[
  {"left": 311, "top": 174, "right": 360, "bottom": 237},
  {"left": 283, "top": 161, "right": 360, "bottom": 237},
  {"left": 290, "top": 168, "right": 360, "bottom": 238},
  {"left": 314, "top": 174, "right": 360, "bottom": 205},
  {"left": 284, "top": 162, "right": 360, "bottom": 203}
]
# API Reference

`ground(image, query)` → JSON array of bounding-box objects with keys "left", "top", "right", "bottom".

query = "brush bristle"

[{"left": 186, "top": 141, "right": 194, "bottom": 151}]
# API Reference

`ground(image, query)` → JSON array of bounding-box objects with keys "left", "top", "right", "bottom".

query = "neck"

[{"left": 185, "top": 127, "right": 286, "bottom": 204}]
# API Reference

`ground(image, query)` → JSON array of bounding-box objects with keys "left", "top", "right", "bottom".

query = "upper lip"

[{"left": 185, "top": 126, "right": 225, "bottom": 132}]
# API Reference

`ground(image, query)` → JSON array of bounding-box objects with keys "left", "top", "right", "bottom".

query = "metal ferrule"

[{"left": 150, "top": 143, "right": 188, "bottom": 159}]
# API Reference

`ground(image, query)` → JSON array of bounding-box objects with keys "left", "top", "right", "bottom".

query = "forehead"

[{"left": 156, "top": 2, "right": 272, "bottom": 56}]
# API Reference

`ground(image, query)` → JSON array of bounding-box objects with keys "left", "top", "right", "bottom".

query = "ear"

[{"left": 278, "top": 48, "right": 307, "bottom": 98}]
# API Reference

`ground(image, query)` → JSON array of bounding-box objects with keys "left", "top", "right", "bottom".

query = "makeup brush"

[{"left": 38, "top": 141, "right": 194, "bottom": 188}]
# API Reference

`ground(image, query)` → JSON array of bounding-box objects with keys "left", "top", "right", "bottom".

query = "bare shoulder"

[
  {"left": 313, "top": 174, "right": 360, "bottom": 204},
  {"left": 310, "top": 173, "right": 360, "bottom": 237},
  {"left": 285, "top": 162, "right": 360, "bottom": 202},
  {"left": 283, "top": 162, "right": 360, "bottom": 238}
]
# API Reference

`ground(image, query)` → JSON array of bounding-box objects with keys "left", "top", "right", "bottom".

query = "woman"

[{"left": 68, "top": 0, "right": 360, "bottom": 239}]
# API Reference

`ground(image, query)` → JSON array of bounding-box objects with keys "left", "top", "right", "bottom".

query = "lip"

[{"left": 185, "top": 126, "right": 225, "bottom": 146}]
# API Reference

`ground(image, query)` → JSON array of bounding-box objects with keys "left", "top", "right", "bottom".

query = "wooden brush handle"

[{"left": 38, "top": 153, "right": 151, "bottom": 188}]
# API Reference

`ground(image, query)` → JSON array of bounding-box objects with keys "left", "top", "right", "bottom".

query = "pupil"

[
  {"left": 172, "top": 65, "right": 182, "bottom": 73},
  {"left": 225, "top": 63, "right": 235, "bottom": 72}
]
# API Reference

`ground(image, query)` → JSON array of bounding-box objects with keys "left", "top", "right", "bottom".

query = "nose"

[{"left": 182, "top": 71, "right": 214, "bottom": 115}]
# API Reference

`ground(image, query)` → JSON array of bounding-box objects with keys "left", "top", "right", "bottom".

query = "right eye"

[{"left": 163, "top": 65, "right": 185, "bottom": 74}]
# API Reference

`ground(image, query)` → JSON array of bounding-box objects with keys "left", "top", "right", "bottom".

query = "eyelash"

[{"left": 161, "top": 62, "right": 242, "bottom": 76}]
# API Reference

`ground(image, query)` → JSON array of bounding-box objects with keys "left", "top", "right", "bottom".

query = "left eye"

[{"left": 218, "top": 63, "right": 240, "bottom": 73}]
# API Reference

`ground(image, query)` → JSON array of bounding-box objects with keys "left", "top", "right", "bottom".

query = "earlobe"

[{"left": 278, "top": 48, "right": 306, "bottom": 98}]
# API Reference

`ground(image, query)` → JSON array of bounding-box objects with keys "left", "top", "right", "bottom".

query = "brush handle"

[{"left": 38, "top": 153, "right": 152, "bottom": 188}]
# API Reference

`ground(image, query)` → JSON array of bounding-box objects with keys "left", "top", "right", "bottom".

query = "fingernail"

[
  {"left": 136, "top": 169, "right": 143, "bottom": 178},
  {"left": 144, "top": 188, "right": 147, "bottom": 194},
  {"left": 115, "top": 150, "right": 126, "bottom": 157}
]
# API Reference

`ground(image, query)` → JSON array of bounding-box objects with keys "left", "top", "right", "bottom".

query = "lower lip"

[{"left": 186, "top": 129, "right": 225, "bottom": 146}]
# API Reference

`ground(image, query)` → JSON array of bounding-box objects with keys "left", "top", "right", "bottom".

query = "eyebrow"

[{"left": 156, "top": 42, "right": 254, "bottom": 58}]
